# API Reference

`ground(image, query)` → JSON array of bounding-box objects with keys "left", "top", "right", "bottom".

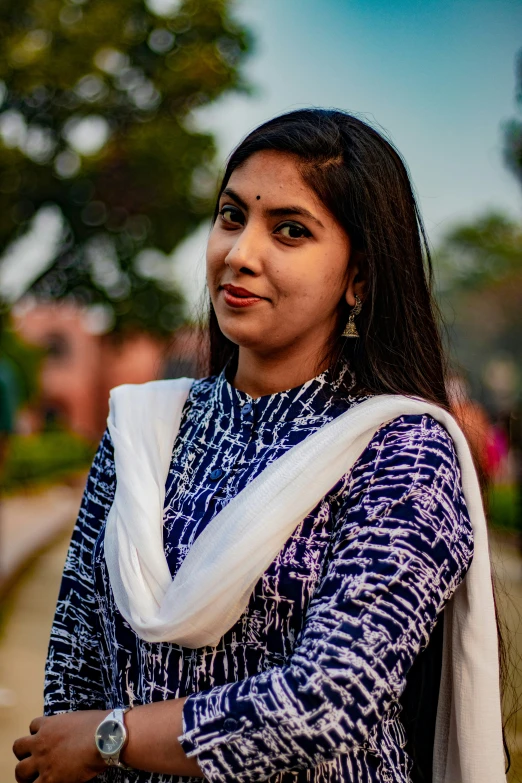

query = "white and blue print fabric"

[{"left": 44, "top": 364, "right": 473, "bottom": 783}]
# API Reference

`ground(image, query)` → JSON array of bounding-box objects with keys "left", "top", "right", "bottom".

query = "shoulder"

[
  {"left": 108, "top": 377, "right": 200, "bottom": 434},
  {"left": 358, "top": 413, "right": 458, "bottom": 478},
  {"left": 181, "top": 373, "right": 220, "bottom": 415},
  {"left": 342, "top": 412, "right": 467, "bottom": 516},
  {"left": 73, "top": 428, "right": 117, "bottom": 537},
  {"left": 109, "top": 376, "right": 194, "bottom": 407},
  {"left": 186, "top": 374, "right": 219, "bottom": 401},
  {"left": 333, "top": 413, "right": 473, "bottom": 565},
  {"left": 90, "top": 427, "right": 116, "bottom": 487}
]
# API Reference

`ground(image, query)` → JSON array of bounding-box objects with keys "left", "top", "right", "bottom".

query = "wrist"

[
  {"left": 93, "top": 708, "right": 124, "bottom": 771},
  {"left": 118, "top": 698, "right": 202, "bottom": 777},
  {"left": 119, "top": 706, "right": 134, "bottom": 766}
]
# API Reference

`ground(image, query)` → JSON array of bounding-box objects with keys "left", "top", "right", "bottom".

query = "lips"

[
  {"left": 221, "top": 284, "right": 265, "bottom": 309},
  {"left": 222, "top": 284, "right": 262, "bottom": 298}
]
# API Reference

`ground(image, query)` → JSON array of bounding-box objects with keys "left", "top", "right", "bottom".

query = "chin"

[
  {"left": 221, "top": 330, "right": 260, "bottom": 350},
  {"left": 218, "top": 320, "right": 264, "bottom": 350}
]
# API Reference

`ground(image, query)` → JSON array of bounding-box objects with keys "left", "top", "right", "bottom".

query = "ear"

[{"left": 344, "top": 252, "right": 366, "bottom": 307}]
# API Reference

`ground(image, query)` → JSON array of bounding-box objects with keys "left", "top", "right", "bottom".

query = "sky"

[
  {"left": 172, "top": 0, "right": 522, "bottom": 310},
  {"left": 202, "top": 0, "right": 522, "bottom": 231},
  {"left": 2, "top": 0, "right": 522, "bottom": 312}
]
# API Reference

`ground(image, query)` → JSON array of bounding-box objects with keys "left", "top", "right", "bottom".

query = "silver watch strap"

[{"left": 99, "top": 707, "right": 132, "bottom": 770}]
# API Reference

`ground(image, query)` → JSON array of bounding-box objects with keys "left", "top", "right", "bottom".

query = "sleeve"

[
  {"left": 44, "top": 428, "right": 116, "bottom": 715},
  {"left": 178, "top": 415, "right": 474, "bottom": 782}
]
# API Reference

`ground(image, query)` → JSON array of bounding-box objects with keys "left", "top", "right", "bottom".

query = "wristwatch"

[{"left": 94, "top": 707, "right": 132, "bottom": 769}]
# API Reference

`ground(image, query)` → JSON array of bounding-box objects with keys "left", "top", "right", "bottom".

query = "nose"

[{"left": 224, "top": 222, "right": 264, "bottom": 276}]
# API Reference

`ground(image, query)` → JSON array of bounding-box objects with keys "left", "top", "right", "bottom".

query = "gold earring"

[{"left": 342, "top": 294, "right": 362, "bottom": 338}]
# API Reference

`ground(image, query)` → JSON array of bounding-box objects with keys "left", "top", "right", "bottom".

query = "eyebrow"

[{"left": 221, "top": 187, "right": 325, "bottom": 229}]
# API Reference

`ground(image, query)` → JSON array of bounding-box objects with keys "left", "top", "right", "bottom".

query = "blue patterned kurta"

[{"left": 44, "top": 364, "right": 473, "bottom": 783}]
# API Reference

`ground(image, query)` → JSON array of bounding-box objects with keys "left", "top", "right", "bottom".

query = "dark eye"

[
  {"left": 219, "top": 205, "right": 244, "bottom": 225},
  {"left": 277, "top": 222, "right": 311, "bottom": 240}
]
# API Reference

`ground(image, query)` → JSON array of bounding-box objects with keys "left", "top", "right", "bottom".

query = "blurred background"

[{"left": 0, "top": 0, "right": 521, "bottom": 778}]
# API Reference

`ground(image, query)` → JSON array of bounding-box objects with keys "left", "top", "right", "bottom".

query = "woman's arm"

[{"left": 44, "top": 429, "right": 116, "bottom": 714}]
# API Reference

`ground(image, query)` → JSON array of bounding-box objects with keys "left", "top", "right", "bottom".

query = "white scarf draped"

[{"left": 104, "top": 378, "right": 506, "bottom": 783}]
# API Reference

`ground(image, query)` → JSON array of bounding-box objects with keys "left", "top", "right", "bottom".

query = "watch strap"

[{"left": 96, "top": 707, "right": 132, "bottom": 770}]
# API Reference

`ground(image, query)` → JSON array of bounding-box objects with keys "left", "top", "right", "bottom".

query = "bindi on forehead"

[{"left": 256, "top": 195, "right": 261, "bottom": 200}]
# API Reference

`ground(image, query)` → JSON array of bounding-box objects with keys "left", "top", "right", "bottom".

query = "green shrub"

[
  {"left": 487, "top": 484, "right": 522, "bottom": 533},
  {"left": 1, "top": 431, "right": 96, "bottom": 493}
]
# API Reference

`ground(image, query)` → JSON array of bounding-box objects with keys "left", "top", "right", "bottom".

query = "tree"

[
  {"left": 432, "top": 54, "right": 522, "bottom": 418},
  {"left": 0, "top": 0, "right": 252, "bottom": 335},
  {"left": 435, "top": 212, "right": 522, "bottom": 406},
  {"left": 436, "top": 212, "right": 522, "bottom": 292},
  {"left": 505, "top": 48, "right": 522, "bottom": 192}
]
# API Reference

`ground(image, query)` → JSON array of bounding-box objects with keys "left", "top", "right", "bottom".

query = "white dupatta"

[{"left": 104, "top": 378, "right": 506, "bottom": 783}]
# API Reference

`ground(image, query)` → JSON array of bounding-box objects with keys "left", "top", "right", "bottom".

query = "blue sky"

[
  {"left": 196, "top": 0, "right": 522, "bottom": 236},
  {"left": 171, "top": 0, "right": 522, "bottom": 309}
]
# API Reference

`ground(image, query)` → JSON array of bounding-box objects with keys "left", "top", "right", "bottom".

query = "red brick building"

[{"left": 12, "top": 299, "right": 201, "bottom": 440}]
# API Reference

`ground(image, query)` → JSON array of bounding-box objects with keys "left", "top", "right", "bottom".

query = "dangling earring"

[{"left": 342, "top": 295, "right": 362, "bottom": 338}]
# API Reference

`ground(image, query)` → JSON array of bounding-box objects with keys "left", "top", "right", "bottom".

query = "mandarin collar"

[{"left": 211, "top": 361, "right": 357, "bottom": 424}]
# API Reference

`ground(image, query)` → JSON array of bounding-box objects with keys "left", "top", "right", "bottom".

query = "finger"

[
  {"left": 29, "top": 716, "right": 44, "bottom": 735},
  {"left": 15, "top": 755, "right": 38, "bottom": 783},
  {"left": 12, "top": 735, "right": 33, "bottom": 761}
]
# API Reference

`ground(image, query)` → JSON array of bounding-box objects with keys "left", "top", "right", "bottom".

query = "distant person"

[
  {"left": 0, "top": 361, "right": 13, "bottom": 473},
  {"left": 487, "top": 417, "right": 511, "bottom": 483},
  {"left": 15, "top": 110, "right": 506, "bottom": 782},
  {"left": 510, "top": 404, "right": 522, "bottom": 536},
  {"left": 0, "top": 326, "right": 20, "bottom": 709},
  {"left": 0, "top": 334, "right": 20, "bottom": 511},
  {"left": 0, "top": 354, "right": 19, "bottom": 476}
]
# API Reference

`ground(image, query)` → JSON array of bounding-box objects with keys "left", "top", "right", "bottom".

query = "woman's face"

[{"left": 206, "top": 150, "right": 357, "bottom": 361}]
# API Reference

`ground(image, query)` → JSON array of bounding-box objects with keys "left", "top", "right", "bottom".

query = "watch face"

[{"left": 96, "top": 719, "right": 125, "bottom": 755}]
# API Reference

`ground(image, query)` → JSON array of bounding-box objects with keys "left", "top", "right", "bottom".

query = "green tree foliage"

[
  {"left": 437, "top": 213, "right": 522, "bottom": 292},
  {"left": 435, "top": 212, "right": 522, "bottom": 400},
  {"left": 0, "top": 0, "right": 252, "bottom": 335},
  {"left": 505, "top": 48, "right": 522, "bottom": 191}
]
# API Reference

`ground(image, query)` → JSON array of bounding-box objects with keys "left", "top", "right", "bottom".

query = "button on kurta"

[
  {"left": 210, "top": 468, "right": 224, "bottom": 480},
  {"left": 242, "top": 402, "right": 253, "bottom": 414}
]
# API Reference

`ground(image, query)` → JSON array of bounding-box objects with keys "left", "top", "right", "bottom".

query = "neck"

[{"left": 230, "top": 346, "right": 328, "bottom": 399}]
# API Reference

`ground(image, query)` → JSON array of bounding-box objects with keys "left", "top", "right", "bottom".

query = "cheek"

[
  {"left": 206, "top": 229, "right": 226, "bottom": 279},
  {"left": 276, "top": 251, "right": 345, "bottom": 308}
]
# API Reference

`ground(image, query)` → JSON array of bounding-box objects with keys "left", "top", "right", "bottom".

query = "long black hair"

[{"left": 207, "top": 108, "right": 448, "bottom": 412}]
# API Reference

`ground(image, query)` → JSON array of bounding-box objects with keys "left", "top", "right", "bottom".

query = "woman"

[{"left": 13, "top": 109, "right": 505, "bottom": 782}]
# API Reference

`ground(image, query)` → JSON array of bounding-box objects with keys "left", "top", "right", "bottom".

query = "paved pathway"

[
  {"left": 0, "top": 534, "right": 71, "bottom": 781},
  {"left": 0, "top": 478, "right": 84, "bottom": 781},
  {"left": 490, "top": 535, "right": 522, "bottom": 780},
  {"left": 0, "top": 477, "right": 85, "bottom": 597}
]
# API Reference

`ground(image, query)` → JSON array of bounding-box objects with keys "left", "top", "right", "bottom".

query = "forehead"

[{"left": 227, "top": 150, "right": 318, "bottom": 206}]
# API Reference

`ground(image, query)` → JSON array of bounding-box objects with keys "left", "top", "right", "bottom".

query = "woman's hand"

[
  {"left": 13, "top": 700, "right": 204, "bottom": 780},
  {"left": 12, "top": 710, "right": 110, "bottom": 783}
]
